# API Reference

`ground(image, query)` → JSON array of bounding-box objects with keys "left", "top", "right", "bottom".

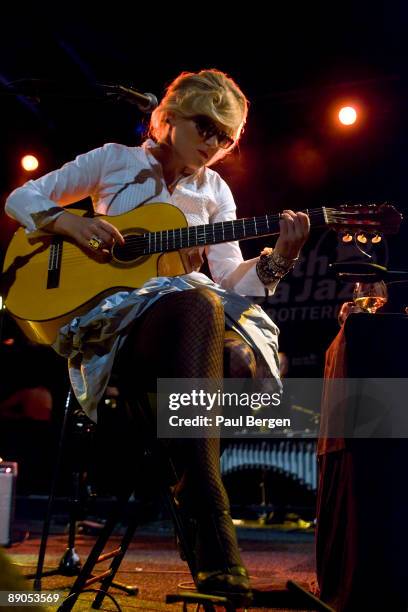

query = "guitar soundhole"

[{"left": 112, "top": 231, "right": 146, "bottom": 264}]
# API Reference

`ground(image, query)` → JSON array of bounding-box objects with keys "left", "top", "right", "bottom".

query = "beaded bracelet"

[{"left": 256, "top": 248, "right": 299, "bottom": 285}]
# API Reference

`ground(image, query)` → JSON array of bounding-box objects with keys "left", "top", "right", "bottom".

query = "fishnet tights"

[{"left": 118, "top": 287, "right": 257, "bottom": 570}]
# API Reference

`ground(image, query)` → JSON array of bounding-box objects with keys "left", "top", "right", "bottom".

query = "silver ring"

[{"left": 88, "top": 235, "right": 103, "bottom": 250}]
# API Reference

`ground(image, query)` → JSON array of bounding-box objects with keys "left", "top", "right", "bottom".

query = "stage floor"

[{"left": 6, "top": 521, "right": 317, "bottom": 611}]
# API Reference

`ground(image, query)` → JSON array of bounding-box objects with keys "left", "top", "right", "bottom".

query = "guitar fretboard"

[{"left": 120, "top": 208, "right": 327, "bottom": 258}]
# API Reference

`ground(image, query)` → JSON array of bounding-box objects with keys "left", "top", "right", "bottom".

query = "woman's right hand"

[{"left": 45, "top": 212, "right": 125, "bottom": 252}]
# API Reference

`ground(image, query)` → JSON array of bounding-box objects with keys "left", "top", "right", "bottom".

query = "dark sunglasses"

[{"left": 190, "top": 115, "right": 235, "bottom": 149}]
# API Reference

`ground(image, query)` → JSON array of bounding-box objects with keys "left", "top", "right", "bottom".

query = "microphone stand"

[
  {"left": 330, "top": 262, "right": 408, "bottom": 283},
  {"left": 1, "top": 79, "right": 158, "bottom": 112}
]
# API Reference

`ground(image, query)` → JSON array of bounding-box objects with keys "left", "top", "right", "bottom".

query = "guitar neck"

[
  {"left": 112, "top": 202, "right": 400, "bottom": 261},
  {"left": 144, "top": 207, "right": 327, "bottom": 254}
]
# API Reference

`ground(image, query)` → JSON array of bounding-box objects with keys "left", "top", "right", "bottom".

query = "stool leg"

[
  {"left": 91, "top": 512, "right": 140, "bottom": 609},
  {"left": 58, "top": 498, "right": 125, "bottom": 611},
  {"left": 30, "top": 389, "right": 73, "bottom": 589},
  {"left": 154, "top": 441, "right": 197, "bottom": 575}
]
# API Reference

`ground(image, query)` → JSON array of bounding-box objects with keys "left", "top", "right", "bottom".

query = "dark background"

[{"left": 0, "top": 6, "right": 407, "bottom": 491}]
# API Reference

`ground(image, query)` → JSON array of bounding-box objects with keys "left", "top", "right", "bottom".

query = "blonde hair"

[{"left": 149, "top": 69, "right": 249, "bottom": 152}]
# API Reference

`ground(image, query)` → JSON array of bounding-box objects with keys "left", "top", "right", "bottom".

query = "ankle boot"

[
  {"left": 196, "top": 565, "right": 252, "bottom": 606},
  {"left": 193, "top": 510, "right": 253, "bottom": 605}
]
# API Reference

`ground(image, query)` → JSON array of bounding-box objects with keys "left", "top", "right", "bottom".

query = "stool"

[
  {"left": 55, "top": 390, "right": 197, "bottom": 610},
  {"left": 29, "top": 388, "right": 139, "bottom": 601},
  {"left": 57, "top": 490, "right": 139, "bottom": 611}
]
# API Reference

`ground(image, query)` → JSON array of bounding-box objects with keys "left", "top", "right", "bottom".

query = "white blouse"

[
  {"left": 5, "top": 140, "right": 282, "bottom": 420},
  {"left": 5, "top": 139, "right": 277, "bottom": 297}
]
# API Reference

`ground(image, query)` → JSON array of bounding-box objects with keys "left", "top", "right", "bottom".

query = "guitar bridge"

[{"left": 47, "top": 237, "right": 63, "bottom": 289}]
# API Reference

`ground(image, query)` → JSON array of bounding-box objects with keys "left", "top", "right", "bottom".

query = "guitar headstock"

[{"left": 325, "top": 203, "right": 403, "bottom": 243}]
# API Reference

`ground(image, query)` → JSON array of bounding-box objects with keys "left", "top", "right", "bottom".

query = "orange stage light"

[
  {"left": 338, "top": 106, "right": 357, "bottom": 126},
  {"left": 21, "top": 155, "right": 39, "bottom": 172}
]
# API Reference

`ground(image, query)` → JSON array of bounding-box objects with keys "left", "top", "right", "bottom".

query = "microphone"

[{"left": 98, "top": 84, "right": 158, "bottom": 112}]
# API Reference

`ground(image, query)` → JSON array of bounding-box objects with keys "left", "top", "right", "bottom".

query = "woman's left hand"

[{"left": 274, "top": 210, "right": 310, "bottom": 260}]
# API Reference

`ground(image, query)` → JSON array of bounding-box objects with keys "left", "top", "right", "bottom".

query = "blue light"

[{"left": 134, "top": 122, "right": 146, "bottom": 136}]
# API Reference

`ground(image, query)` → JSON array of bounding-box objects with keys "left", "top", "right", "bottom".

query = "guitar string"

[
  {"left": 57, "top": 209, "right": 382, "bottom": 264},
  {"left": 60, "top": 226, "right": 380, "bottom": 263},
  {"left": 61, "top": 230, "right": 382, "bottom": 263},
  {"left": 58, "top": 209, "right": 327, "bottom": 263},
  {"left": 104, "top": 208, "right": 380, "bottom": 250},
  {"left": 104, "top": 208, "right": 337, "bottom": 248}
]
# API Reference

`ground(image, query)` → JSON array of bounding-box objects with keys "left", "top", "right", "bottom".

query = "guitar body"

[{"left": 2, "top": 204, "right": 188, "bottom": 344}]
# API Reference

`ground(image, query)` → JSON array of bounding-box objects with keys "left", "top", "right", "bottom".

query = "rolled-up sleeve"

[
  {"left": 5, "top": 144, "right": 110, "bottom": 233},
  {"left": 205, "top": 178, "right": 279, "bottom": 297}
]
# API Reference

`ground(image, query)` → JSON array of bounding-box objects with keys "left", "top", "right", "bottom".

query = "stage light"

[
  {"left": 21, "top": 155, "right": 39, "bottom": 172},
  {"left": 338, "top": 106, "right": 357, "bottom": 126}
]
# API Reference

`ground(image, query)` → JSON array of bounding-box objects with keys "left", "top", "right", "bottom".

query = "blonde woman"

[{"left": 6, "top": 69, "right": 309, "bottom": 603}]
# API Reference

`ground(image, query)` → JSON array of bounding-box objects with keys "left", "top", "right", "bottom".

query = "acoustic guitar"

[{"left": 1, "top": 202, "right": 402, "bottom": 344}]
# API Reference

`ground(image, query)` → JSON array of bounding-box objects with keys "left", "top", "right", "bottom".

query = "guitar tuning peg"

[
  {"left": 356, "top": 232, "right": 368, "bottom": 244},
  {"left": 340, "top": 231, "right": 353, "bottom": 243},
  {"left": 371, "top": 233, "right": 382, "bottom": 244}
]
